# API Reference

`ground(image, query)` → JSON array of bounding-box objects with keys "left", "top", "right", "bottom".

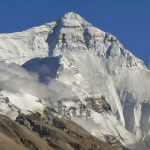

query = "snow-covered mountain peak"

[
  {"left": 60, "top": 12, "right": 91, "bottom": 27},
  {"left": 46, "top": 13, "right": 144, "bottom": 72},
  {"left": 0, "top": 12, "right": 150, "bottom": 149},
  {"left": 0, "top": 12, "right": 144, "bottom": 71}
]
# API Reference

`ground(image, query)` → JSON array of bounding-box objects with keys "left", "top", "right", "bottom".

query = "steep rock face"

[
  {"left": 0, "top": 12, "right": 150, "bottom": 149},
  {"left": 47, "top": 12, "right": 144, "bottom": 71}
]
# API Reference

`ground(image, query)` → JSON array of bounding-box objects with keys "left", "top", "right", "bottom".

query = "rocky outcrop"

[
  {"left": 0, "top": 114, "right": 53, "bottom": 150},
  {"left": 85, "top": 96, "right": 111, "bottom": 112},
  {"left": 105, "top": 135, "right": 129, "bottom": 150},
  {"left": 15, "top": 112, "right": 117, "bottom": 150}
]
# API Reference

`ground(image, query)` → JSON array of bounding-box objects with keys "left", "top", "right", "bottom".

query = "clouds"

[
  {"left": 0, "top": 61, "right": 76, "bottom": 104},
  {"left": 0, "top": 62, "right": 56, "bottom": 100}
]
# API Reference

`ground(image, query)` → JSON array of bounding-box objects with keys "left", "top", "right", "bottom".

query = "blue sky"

[{"left": 0, "top": 0, "right": 150, "bottom": 65}]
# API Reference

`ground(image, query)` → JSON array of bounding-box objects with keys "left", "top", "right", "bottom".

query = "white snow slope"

[{"left": 0, "top": 12, "right": 150, "bottom": 149}]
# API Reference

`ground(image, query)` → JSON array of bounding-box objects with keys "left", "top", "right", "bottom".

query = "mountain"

[{"left": 0, "top": 12, "right": 150, "bottom": 149}]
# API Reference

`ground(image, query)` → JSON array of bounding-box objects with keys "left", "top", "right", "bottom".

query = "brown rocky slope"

[{"left": 0, "top": 112, "right": 126, "bottom": 150}]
